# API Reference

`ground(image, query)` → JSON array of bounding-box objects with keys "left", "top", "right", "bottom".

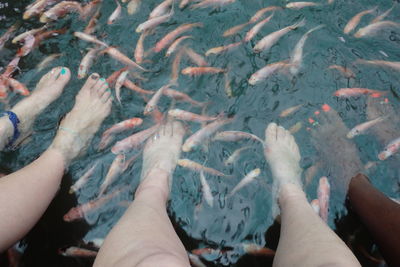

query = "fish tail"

[
  {"left": 291, "top": 18, "right": 306, "bottom": 29},
  {"left": 307, "top": 24, "right": 325, "bottom": 35}
]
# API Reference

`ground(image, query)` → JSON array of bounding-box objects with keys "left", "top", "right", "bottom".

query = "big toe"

[
  {"left": 37, "top": 67, "right": 71, "bottom": 89},
  {"left": 265, "top": 122, "right": 278, "bottom": 143}
]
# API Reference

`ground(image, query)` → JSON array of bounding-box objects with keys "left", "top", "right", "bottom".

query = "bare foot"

[
  {"left": 49, "top": 73, "right": 112, "bottom": 165},
  {"left": 138, "top": 120, "right": 186, "bottom": 197},
  {"left": 0, "top": 67, "right": 71, "bottom": 150},
  {"left": 311, "top": 106, "right": 363, "bottom": 193},
  {"left": 264, "top": 123, "right": 302, "bottom": 217}
]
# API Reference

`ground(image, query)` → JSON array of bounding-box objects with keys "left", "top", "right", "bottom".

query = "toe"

[
  {"left": 83, "top": 73, "right": 100, "bottom": 93},
  {"left": 53, "top": 67, "right": 71, "bottom": 85},
  {"left": 265, "top": 122, "right": 278, "bottom": 142},
  {"left": 277, "top": 125, "right": 286, "bottom": 139},
  {"left": 98, "top": 81, "right": 108, "bottom": 97},
  {"left": 101, "top": 90, "right": 111, "bottom": 103}
]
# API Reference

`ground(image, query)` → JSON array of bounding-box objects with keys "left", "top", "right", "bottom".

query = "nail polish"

[{"left": 60, "top": 68, "right": 66, "bottom": 75}]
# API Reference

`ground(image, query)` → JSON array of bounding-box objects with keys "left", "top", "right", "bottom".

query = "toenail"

[
  {"left": 99, "top": 78, "right": 105, "bottom": 82},
  {"left": 91, "top": 74, "right": 99, "bottom": 80},
  {"left": 61, "top": 68, "right": 67, "bottom": 75}
]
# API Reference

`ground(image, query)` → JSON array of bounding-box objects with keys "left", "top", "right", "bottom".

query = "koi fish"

[
  {"left": 242, "top": 243, "right": 275, "bottom": 257},
  {"left": 182, "top": 67, "right": 226, "bottom": 75},
  {"left": 99, "top": 117, "right": 143, "bottom": 150},
  {"left": 78, "top": 48, "right": 100, "bottom": 79},
  {"left": 355, "top": 59, "right": 400, "bottom": 72},
  {"left": 371, "top": 4, "right": 395, "bottom": 24},
  {"left": 8, "top": 78, "right": 30, "bottom": 96},
  {"left": 144, "top": 84, "right": 169, "bottom": 115},
  {"left": 40, "top": 1, "right": 83, "bottom": 22},
  {"left": 286, "top": 1, "right": 320, "bottom": 9},
  {"left": 123, "top": 79, "right": 155, "bottom": 95},
  {"left": 184, "top": 47, "right": 208, "bottom": 66},
  {"left": 244, "top": 13, "right": 274, "bottom": 42},
  {"left": 199, "top": 171, "right": 213, "bottom": 207},
  {"left": 317, "top": 176, "right": 330, "bottom": 222},
  {"left": 378, "top": 136, "right": 400, "bottom": 160},
  {"left": 333, "top": 88, "right": 387, "bottom": 98},
  {"left": 289, "top": 121, "right": 302, "bottom": 134},
  {"left": 213, "top": 131, "right": 264, "bottom": 144},
  {"left": 166, "top": 36, "right": 193, "bottom": 57},
  {"left": 205, "top": 41, "right": 242, "bottom": 56},
  {"left": 59, "top": 247, "right": 98, "bottom": 257},
  {"left": 170, "top": 48, "right": 185, "bottom": 84},
  {"left": 178, "top": 159, "right": 227, "bottom": 176},
  {"left": 191, "top": 0, "right": 235, "bottom": 9},
  {"left": 188, "top": 253, "right": 207, "bottom": 267},
  {"left": 249, "top": 6, "right": 282, "bottom": 23},
  {"left": 16, "top": 34, "right": 35, "bottom": 57},
  {"left": 248, "top": 60, "right": 292, "bottom": 85},
  {"left": 168, "top": 109, "right": 218, "bottom": 123},
  {"left": 107, "top": 0, "right": 122, "bottom": 25},
  {"left": 135, "top": 32, "right": 147, "bottom": 64},
  {"left": 228, "top": 168, "right": 260, "bottom": 197},
  {"left": 74, "top": 32, "right": 108, "bottom": 48},
  {"left": 12, "top": 26, "right": 46, "bottom": 44},
  {"left": 354, "top": 20, "right": 400, "bottom": 38},
  {"left": 149, "top": 0, "right": 173, "bottom": 19},
  {"left": 128, "top": 0, "right": 141, "bottom": 14},
  {"left": 343, "top": 7, "right": 377, "bottom": 34},
  {"left": 347, "top": 116, "right": 386, "bottom": 139},
  {"left": 23, "top": 0, "right": 58, "bottom": 20},
  {"left": 0, "top": 21, "right": 21, "bottom": 50},
  {"left": 254, "top": 19, "right": 305, "bottom": 53},
  {"left": 115, "top": 70, "right": 129, "bottom": 104},
  {"left": 279, "top": 104, "right": 303, "bottom": 117},
  {"left": 102, "top": 46, "right": 147, "bottom": 71},
  {"left": 163, "top": 88, "right": 205, "bottom": 106},
  {"left": 182, "top": 117, "right": 234, "bottom": 152},
  {"left": 81, "top": 0, "right": 102, "bottom": 18},
  {"left": 328, "top": 65, "right": 355, "bottom": 79},
  {"left": 111, "top": 124, "right": 160, "bottom": 154},
  {"left": 84, "top": 8, "right": 101, "bottom": 34},
  {"left": 69, "top": 162, "right": 98, "bottom": 194},
  {"left": 154, "top": 23, "right": 203, "bottom": 53},
  {"left": 223, "top": 22, "right": 251, "bottom": 37},
  {"left": 136, "top": 6, "right": 174, "bottom": 33},
  {"left": 224, "top": 146, "right": 251, "bottom": 165}
]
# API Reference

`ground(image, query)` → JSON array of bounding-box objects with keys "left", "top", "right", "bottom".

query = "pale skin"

[{"left": 0, "top": 68, "right": 112, "bottom": 252}]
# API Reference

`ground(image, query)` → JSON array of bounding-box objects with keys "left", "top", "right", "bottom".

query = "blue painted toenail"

[
  {"left": 100, "top": 78, "right": 105, "bottom": 82},
  {"left": 60, "top": 68, "right": 66, "bottom": 75}
]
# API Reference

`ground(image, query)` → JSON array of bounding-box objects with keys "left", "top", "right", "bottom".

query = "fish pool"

[{"left": 0, "top": 0, "right": 399, "bottom": 266}]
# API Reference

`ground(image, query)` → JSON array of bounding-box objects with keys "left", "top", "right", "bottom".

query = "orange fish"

[
  {"left": 99, "top": 117, "right": 143, "bottom": 150},
  {"left": 58, "top": 247, "right": 98, "bottom": 257},
  {"left": 181, "top": 67, "right": 226, "bottom": 75},
  {"left": 333, "top": 88, "right": 387, "bottom": 98},
  {"left": 177, "top": 159, "right": 227, "bottom": 176},
  {"left": 111, "top": 124, "right": 160, "bottom": 154},
  {"left": 154, "top": 23, "right": 202, "bottom": 53}
]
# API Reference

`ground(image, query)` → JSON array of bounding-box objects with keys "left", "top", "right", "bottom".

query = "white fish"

[
  {"left": 107, "top": 0, "right": 121, "bottom": 25},
  {"left": 199, "top": 171, "right": 213, "bottom": 207},
  {"left": 371, "top": 4, "right": 396, "bottom": 24},
  {"left": 69, "top": 162, "right": 98, "bottom": 194},
  {"left": 343, "top": 6, "right": 377, "bottom": 34},
  {"left": 228, "top": 168, "right": 261, "bottom": 197},
  {"left": 149, "top": 0, "right": 173, "bottom": 19},
  {"left": 143, "top": 84, "right": 169, "bottom": 115},
  {"left": 127, "top": 0, "right": 141, "bottom": 15},
  {"left": 115, "top": 70, "right": 129, "bottom": 105},
  {"left": 354, "top": 20, "right": 400, "bottom": 38},
  {"left": 136, "top": 6, "right": 174, "bottom": 33},
  {"left": 224, "top": 146, "right": 251, "bottom": 166},
  {"left": 347, "top": 116, "right": 386, "bottom": 139}
]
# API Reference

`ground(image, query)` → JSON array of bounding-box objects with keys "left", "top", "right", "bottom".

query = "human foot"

[
  {"left": 311, "top": 105, "right": 363, "bottom": 193},
  {"left": 264, "top": 123, "right": 302, "bottom": 217},
  {"left": 138, "top": 120, "right": 185, "bottom": 196},
  {"left": 49, "top": 73, "right": 112, "bottom": 165},
  {"left": 0, "top": 67, "right": 71, "bottom": 150}
]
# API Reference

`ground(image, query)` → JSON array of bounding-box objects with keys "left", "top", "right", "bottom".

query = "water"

[{"left": 0, "top": 0, "right": 399, "bottom": 266}]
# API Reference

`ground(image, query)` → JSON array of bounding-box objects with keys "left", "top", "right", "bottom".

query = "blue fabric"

[{"left": 2, "top": 111, "right": 20, "bottom": 149}]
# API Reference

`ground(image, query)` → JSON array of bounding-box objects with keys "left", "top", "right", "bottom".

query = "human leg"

[
  {"left": 348, "top": 173, "right": 400, "bottom": 266},
  {"left": 263, "top": 123, "right": 360, "bottom": 266},
  {"left": 94, "top": 121, "right": 190, "bottom": 267},
  {"left": 0, "top": 72, "right": 111, "bottom": 251}
]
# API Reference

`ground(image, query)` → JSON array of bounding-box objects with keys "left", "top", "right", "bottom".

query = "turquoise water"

[{"left": 0, "top": 0, "right": 399, "bottom": 266}]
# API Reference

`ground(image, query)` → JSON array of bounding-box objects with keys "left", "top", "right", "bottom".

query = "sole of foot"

[
  {"left": 0, "top": 67, "right": 71, "bottom": 150},
  {"left": 264, "top": 122, "right": 302, "bottom": 217},
  {"left": 50, "top": 73, "right": 112, "bottom": 165}
]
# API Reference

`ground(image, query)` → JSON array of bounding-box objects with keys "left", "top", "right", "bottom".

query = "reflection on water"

[{"left": 0, "top": 0, "right": 399, "bottom": 266}]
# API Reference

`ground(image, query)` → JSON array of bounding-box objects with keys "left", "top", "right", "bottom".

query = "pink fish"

[
  {"left": 111, "top": 124, "right": 160, "bottom": 154},
  {"left": 378, "top": 136, "right": 400, "bottom": 160},
  {"left": 59, "top": 247, "right": 98, "bottom": 257},
  {"left": 154, "top": 23, "right": 203, "bottom": 53},
  {"left": 244, "top": 13, "right": 274, "bottom": 42},
  {"left": 168, "top": 109, "right": 218, "bottom": 123},
  {"left": 99, "top": 117, "right": 143, "bottom": 150},
  {"left": 107, "top": 0, "right": 122, "bottom": 25},
  {"left": 317, "top": 176, "right": 330, "bottom": 222},
  {"left": 178, "top": 159, "right": 227, "bottom": 176},
  {"left": 40, "top": 1, "right": 83, "bottom": 22}
]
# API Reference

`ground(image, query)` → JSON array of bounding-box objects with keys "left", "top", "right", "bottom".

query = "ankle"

[{"left": 278, "top": 183, "right": 306, "bottom": 207}]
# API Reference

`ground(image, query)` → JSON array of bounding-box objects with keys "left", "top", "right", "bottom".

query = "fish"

[
  {"left": 166, "top": 36, "right": 193, "bottom": 57},
  {"left": 289, "top": 25, "right": 324, "bottom": 75},
  {"left": 163, "top": 88, "right": 205, "bottom": 106},
  {"left": 191, "top": 0, "right": 235, "bottom": 9},
  {"left": 63, "top": 187, "right": 127, "bottom": 222},
  {"left": 254, "top": 19, "right": 305, "bottom": 53},
  {"left": 136, "top": 6, "right": 174, "bottom": 33},
  {"left": 143, "top": 84, "right": 169, "bottom": 115},
  {"left": 115, "top": 70, "right": 129, "bottom": 105},
  {"left": 99, "top": 117, "right": 143, "bottom": 150},
  {"left": 228, "top": 168, "right": 260, "bottom": 197},
  {"left": 224, "top": 146, "right": 251, "bottom": 165},
  {"left": 205, "top": 41, "right": 242, "bottom": 56},
  {"left": 40, "top": 1, "right": 83, "bottom": 23},
  {"left": 310, "top": 199, "right": 320, "bottom": 214},
  {"left": 182, "top": 117, "right": 234, "bottom": 152},
  {"left": 179, "top": 0, "right": 191, "bottom": 9},
  {"left": 199, "top": 171, "right": 213, "bottom": 207},
  {"left": 333, "top": 88, "right": 387, "bottom": 98},
  {"left": 8, "top": 78, "right": 30, "bottom": 96},
  {"left": 106, "top": 67, "right": 129, "bottom": 87},
  {"left": 69, "top": 162, "right": 98, "bottom": 194},
  {"left": 170, "top": 48, "right": 185, "bottom": 84},
  {"left": 135, "top": 32, "right": 147, "bottom": 64},
  {"left": 16, "top": 34, "right": 35, "bottom": 57},
  {"left": 127, "top": 0, "right": 141, "bottom": 14},
  {"left": 248, "top": 60, "right": 292, "bottom": 85},
  {"left": 244, "top": 13, "right": 274, "bottom": 42},
  {"left": 12, "top": 26, "right": 46, "bottom": 44},
  {"left": 102, "top": 46, "right": 147, "bottom": 71},
  {"left": 184, "top": 47, "right": 208, "bottom": 67},
  {"left": 98, "top": 154, "right": 137, "bottom": 196},
  {"left": 59, "top": 247, "right": 98, "bottom": 257},
  {"left": 223, "top": 22, "right": 251, "bottom": 37},
  {"left": 111, "top": 124, "right": 160, "bottom": 154},
  {"left": 347, "top": 116, "right": 386, "bottom": 139},
  {"left": 371, "top": 4, "right": 396, "bottom": 24},
  {"left": 279, "top": 104, "right": 303, "bottom": 117},
  {"left": 378, "top": 136, "right": 400, "bottom": 160},
  {"left": 224, "top": 72, "right": 233, "bottom": 97},
  {"left": 343, "top": 6, "right": 377, "bottom": 34},
  {"left": 107, "top": 0, "right": 122, "bottom": 25},
  {"left": 74, "top": 32, "right": 108, "bottom": 48},
  {"left": 354, "top": 20, "right": 400, "bottom": 38},
  {"left": 249, "top": 6, "right": 282, "bottom": 23},
  {"left": 81, "top": 0, "right": 102, "bottom": 18},
  {"left": 289, "top": 121, "right": 302, "bottom": 134},
  {"left": 0, "top": 21, "right": 21, "bottom": 50},
  {"left": 328, "top": 65, "right": 355, "bottom": 79},
  {"left": 23, "top": 0, "right": 58, "bottom": 20},
  {"left": 78, "top": 48, "right": 100, "bottom": 79},
  {"left": 355, "top": 59, "right": 400, "bottom": 72},
  {"left": 154, "top": 23, "right": 203, "bottom": 53},
  {"left": 149, "top": 0, "right": 173, "bottom": 19},
  {"left": 36, "top": 53, "right": 62, "bottom": 72},
  {"left": 317, "top": 176, "right": 330, "bottom": 222},
  {"left": 213, "top": 131, "right": 264, "bottom": 144},
  {"left": 3, "top": 56, "right": 20, "bottom": 78},
  {"left": 177, "top": 159, "right": 227, "bottom": 176},
  {"left": 286, "top": 1, "right": 320, "bottom": 9},
  {"left": 123, "top": 79, "right": 155, "bottom": 95},
  {"left": 181, "top": 67, "right": 226, "bottom": 75},
  {"left": 84, "top": 8, "right": 101, "bottom": 34},
  {"left": 168, "top": 109, "right": 218, "bottom": 123},
  {"left": 242, "top": 243, "right": 275, "bottom": 257},
  {"left": 188, "top": 253, "right": 207, "bottom": 267}
]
